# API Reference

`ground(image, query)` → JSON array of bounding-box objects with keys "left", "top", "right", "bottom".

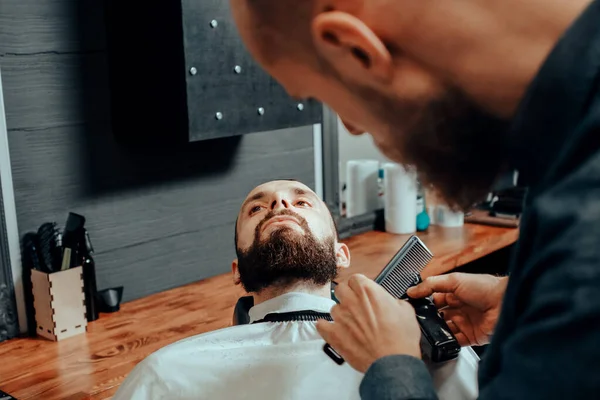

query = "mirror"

[
  {"left": 320, "top": 106, "right": 521, "bottom": 239},
  {"left": 337, "top": 119, "right": 390, "bottom": 219},
  {"left": 320, "top": 107, "right": 392, "bottom": 238}
]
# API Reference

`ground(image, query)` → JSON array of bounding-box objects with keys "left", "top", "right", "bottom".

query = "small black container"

[{"left": 96, "top": 287, "right": 124, "bottom": 313}]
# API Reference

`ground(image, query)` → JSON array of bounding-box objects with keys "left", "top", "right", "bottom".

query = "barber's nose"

[
  {"left": 270, "top": 197, "right": 290, "bottom": 210},
  {"left": 341, "top": 119, "right": 364, "bottom": 136}
]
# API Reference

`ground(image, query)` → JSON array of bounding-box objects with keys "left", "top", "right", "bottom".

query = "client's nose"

[{"left": 270, "top": 198, "right": 290, "bottom": 210}]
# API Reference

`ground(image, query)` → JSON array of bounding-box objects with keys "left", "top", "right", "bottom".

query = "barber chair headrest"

[{"left": 233, "top": 296, "right": 254, "bottom": 325}]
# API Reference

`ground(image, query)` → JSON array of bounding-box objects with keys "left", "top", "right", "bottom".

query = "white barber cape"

[{"left": 114, "top": 292, "right": 479, "bottom": 400}]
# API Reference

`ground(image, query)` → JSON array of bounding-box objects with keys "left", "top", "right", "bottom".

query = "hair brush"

[
  {"left": 324, "top": 235, "right": 461, "bottom": 365},
  {"left": 36, "top": 222, "right": 62, "bottom": 273},
  {"left": 22, "top": 232, "right": 42, "bottom": 273}
]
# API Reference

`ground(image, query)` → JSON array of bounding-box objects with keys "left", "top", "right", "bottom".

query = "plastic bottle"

[{"left": 416, "top": 180, "right": 430, "bottom": 231}]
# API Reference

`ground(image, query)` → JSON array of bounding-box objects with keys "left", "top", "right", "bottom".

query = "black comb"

[{"left": 374, "top": 235, "right": 433, "bottom": 298}]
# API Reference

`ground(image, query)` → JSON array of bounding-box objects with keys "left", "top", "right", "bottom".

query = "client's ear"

[
  {"left": 232, "top": 259, "right": 241, "bottom": 285},
  {"left": 335, "top": 243, "right": 351, "bottom": 269}
]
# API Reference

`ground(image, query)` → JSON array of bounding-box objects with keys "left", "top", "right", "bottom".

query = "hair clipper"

[{"left": 324, "top": 235, "right": 460, "bottom": 365}]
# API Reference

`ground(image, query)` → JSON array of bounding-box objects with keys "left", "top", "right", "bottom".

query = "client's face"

[{"left": 235, "top": 181, "right": 339, "bottom": 294}]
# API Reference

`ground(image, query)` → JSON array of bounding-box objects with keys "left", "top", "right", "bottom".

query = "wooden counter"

[
  {"left": 339, "top": 223, "right": 519, "bottom": 282},
  {"left": 0, "top": 224, "right": 518, "bottom": 400}
]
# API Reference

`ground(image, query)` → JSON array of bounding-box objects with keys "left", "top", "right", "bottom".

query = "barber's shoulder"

[{"left": 517, "top": 163, "right": 600, "bottom": 306}]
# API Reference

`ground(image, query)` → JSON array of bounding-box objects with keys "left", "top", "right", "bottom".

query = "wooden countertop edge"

[{"left": 425, "top": 227, "right": 518, "bottom": 278}]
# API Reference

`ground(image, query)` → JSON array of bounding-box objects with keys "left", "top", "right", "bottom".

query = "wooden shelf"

[{"left": 0, "top": 223, "right": 517, "bottom": 399}]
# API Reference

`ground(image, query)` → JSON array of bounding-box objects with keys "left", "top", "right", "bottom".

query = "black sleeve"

[
  {"left": 477, "top": 146, "right": 600, "bottom": 399},
  {"left": 360, "top": 355, "right": 438, "bottom": 400},
  {"left": 479, "top": 280, "right": 600, "bottom": 399}
]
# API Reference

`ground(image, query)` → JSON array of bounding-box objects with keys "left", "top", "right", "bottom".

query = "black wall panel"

[{"left": 106, "top": 0, "right": 321, "bottom": 144}]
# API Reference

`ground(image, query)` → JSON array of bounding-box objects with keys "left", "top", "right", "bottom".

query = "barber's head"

[
  {"left": 229, "top": 0, "right": 583, "bottom": 209},
  {"left": 233, "top": 180, "right": 350, "bottom": 294}
]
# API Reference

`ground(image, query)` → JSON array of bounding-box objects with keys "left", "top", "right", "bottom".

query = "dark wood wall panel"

[
  {"left": 2, "top": 53, "right": 110, "bottom": 130},
  {"left": 8, "top": 125, "right": 314, "bottom": 255},
  {"left": 0, "top": 0, "right": 106, "bottom": 54},
  {"left": 9, "top": 125, "right": 314, "bottom": 301},
  {"left": 0, "top": 0, "right": 317, "bottom": 306}
]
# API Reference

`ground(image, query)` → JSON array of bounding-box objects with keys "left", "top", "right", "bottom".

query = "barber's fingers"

[
  {"left": 333, "top": 281, "right": 360, "bottom": 310},
  {"left": 330, "top": 304, "right": 368, "bottom": 344},
  {"left": 348, "top": 273, "right": 391, "bottom": 305},
  {"left": 346, "top": 274, "right": 372, "bottom": 295},
  {"left": 444, "top": 316, "right": 471, "bottom": 347},
  {"left": 452, "top": 331, "right": 471, "bottom": 347},
  {"left": 407, "top": 274, "right": 462, "bottom": 298},
  {"left": 445, "top": 318, "right": 461, "bottom": 335},
  {"left": 316, "top": 319, "right": 337, "bottom": 344},
  {"left": 435, "top": 293, "right": 463, "bottom": 309},
  {"left": 330, "top": 304, "right": 348, "bottom": 322},
  {"left": 316, "top": 319, "right": 351, "bottom": 355},
  {"left": 441, "top": 308, "right": 464, "bottom": 327},
  {"left": 433, "top": 293, "right": 449, "bottom": 309},
  {"left": 445, "top": 319, "right": 472, "bottom": 347}
]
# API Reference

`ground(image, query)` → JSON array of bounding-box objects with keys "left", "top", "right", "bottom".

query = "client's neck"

[{"left": 253, "top": 282, "right": 331, "bottom": 306}]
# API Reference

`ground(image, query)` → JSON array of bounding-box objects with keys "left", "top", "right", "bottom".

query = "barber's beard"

[
  {"left": 236, "top": 210, "right": 338, "bottom": 294},
  {"left": 398, "top": 88, "right": 511, "bottom": 211},
  {"left": 338, "top": 79, "right": 511, "bottom": 211}
]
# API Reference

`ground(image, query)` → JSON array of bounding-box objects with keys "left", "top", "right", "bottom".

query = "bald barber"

[{"left": 230, "top": 0, "right": 600, "bottom": 398}]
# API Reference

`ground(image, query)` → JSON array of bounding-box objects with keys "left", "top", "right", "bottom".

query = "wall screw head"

[
  {"left": 189, "top": 67, "right": 197, "bottom": 75},
  {"left": 257, "top": 107, "right": 265, "bottom": 116},
  {"left": 215, "top": 112, "right": 223, "bottom": 120},
  {"left": 297, "top": 103, "right": 305, "bottom": 111},
  {"left": 234, "top": 65, "right": 242, "bottom": 74},
  {"left": 210, "top": 20, "right": 218, "bottom": 28}
]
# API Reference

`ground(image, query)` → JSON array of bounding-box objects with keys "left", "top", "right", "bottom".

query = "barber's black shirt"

[{"left": 360, "top": 1, "right": 600, "bottom": 399}]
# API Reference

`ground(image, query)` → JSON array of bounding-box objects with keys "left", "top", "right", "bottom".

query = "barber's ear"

[
  {"left": 335, "top": 243, "right": 351, "bottom": 269},
  {"left": 232, "top": 259, "right": 241, "bottom": 285},
  {"left": 311, "top": 11, "right": 393, "bottom": 86}
]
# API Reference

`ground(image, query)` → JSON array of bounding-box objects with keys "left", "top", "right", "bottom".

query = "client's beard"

[{"left": 236, "top": 210, "right": 338, "bottom": 294}]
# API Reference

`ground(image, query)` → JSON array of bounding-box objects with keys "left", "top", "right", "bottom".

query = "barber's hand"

[
  {"left": 406, "top": 272, "right": 508, "bottom": 347},
  {"left": 316, "top": 274, "right": 422, "bottom": 373}
]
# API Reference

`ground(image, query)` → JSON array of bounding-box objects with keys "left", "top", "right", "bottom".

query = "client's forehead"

[{"left": 246, "top": 180, "right": 315, "bottom": 199}]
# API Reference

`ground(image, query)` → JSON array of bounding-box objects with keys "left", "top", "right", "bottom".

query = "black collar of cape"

[{"left": 252, "top": 310, "right": 333, "bottom": 324}]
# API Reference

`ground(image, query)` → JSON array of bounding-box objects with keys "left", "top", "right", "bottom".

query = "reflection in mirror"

[
  {"left": 322, "top": 109, "right": 521, "bottom": 239},
  {"left": 323, "top": 110, "right": 437, "bottom": 238},
  {"left": 337, "top": 118, "right": 390, "bottom": 218}
]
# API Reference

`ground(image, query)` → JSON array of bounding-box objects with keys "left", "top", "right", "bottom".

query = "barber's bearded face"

[
  {"left": 335, "top": 80, "right": 511, "bottom": 211},
  {"left": 236, "top": 209, "right": 338, "bottom": 294}
]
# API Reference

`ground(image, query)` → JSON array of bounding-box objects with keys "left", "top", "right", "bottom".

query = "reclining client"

[{"left": 113, "top": 180, "right": 479, "bottom": 400}]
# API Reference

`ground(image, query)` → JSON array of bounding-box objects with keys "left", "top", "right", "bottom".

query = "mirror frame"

[{"left": 320, "top": 106, "right": 383, "bottom": 239}]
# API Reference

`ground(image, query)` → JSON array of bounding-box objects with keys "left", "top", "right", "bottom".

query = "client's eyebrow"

[
  {"left": 241, "top": 191, "right": 266, "bottom": 212},
  {"left": 294, "top": 187, "right": 319, "bottom": 203},
  {"left": 241, "top": 188, "right": 319, "bottom": 213}
]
